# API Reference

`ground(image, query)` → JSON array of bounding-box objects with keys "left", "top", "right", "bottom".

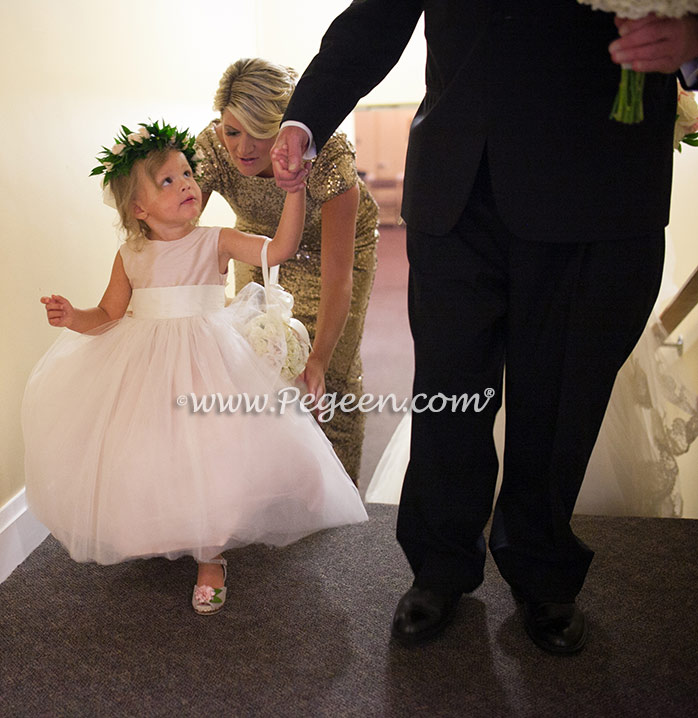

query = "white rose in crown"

[
  {"left": 138, "top": 126, "right": 151, "bottom": 139},
  {"left": 111, "top": 143, "right": 126, "bottom": 155},
  {"left": 193, "top": 149, "right": 206, "bottom": 176},
  {"left": 127, "top": 132, "right": 145, "bottom": 144}
]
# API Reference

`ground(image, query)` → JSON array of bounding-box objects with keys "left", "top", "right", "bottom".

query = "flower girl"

[{"left": 22, "top": 121, "right": 367, "bottom": 614}]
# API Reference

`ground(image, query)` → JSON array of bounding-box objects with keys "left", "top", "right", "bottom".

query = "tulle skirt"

[{"left": 22, "top": 289, "right": 367, "bottom": 565}]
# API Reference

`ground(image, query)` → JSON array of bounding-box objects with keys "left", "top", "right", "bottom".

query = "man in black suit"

[{"left": 272, "top": 2, "right": 698, "bottom": 654}]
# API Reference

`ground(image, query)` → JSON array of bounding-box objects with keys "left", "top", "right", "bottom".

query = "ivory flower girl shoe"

[{"left": 192, "top": 556, "right": 228, "bottom": 615}]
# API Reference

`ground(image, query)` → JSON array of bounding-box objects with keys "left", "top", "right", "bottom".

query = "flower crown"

[{"left": 90, "top": 120, "right": 201, "bottom": 186}]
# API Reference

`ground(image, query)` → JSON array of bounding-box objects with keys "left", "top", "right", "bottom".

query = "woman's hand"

[
  {"left": 610, "top": 14, "right": 698, "bottom": 73},
  {"left": 41, "top": 294, "right": 75, "bottom": 328},
  {"left": 301, "top": 353, "right": 328, "bottom": 405}
]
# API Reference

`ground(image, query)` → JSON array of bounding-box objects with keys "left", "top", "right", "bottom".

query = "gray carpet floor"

[{"left": 2, "top": 504, "right": 697, "bottom": 717}]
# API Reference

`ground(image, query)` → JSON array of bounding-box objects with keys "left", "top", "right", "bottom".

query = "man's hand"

[
  {"left": 610, "top": 14, "right": 698, "bottom": 73},
  {"left": 271, "top": 126, "right": 311, "bottom": 192}
]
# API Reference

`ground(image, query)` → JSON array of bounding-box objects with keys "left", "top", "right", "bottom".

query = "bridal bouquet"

[
  {"left": 675, "top": 82, "right": 698, "bottom": 149},
  {"left": 578, "top": 1, "right": 698, "bottom": 123}
]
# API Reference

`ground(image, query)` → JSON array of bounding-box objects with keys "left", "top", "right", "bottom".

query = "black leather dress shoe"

[
  {"left": 391, "top": 586, "right": 461, "bottom": 645},
  {"left": 519, "top": 600, "right": 588, "bottom": 655}
]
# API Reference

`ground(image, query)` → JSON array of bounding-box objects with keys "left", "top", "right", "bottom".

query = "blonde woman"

[{"left": 196, "top": 58, "right": 379, "bottom": 482}]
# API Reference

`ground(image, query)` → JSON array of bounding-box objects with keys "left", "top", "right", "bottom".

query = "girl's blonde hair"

[
  {"left": 109, "top": 149, "right": 190, "bottom": 251},
  {"left": 213, "top": 58, "right": 298, "bottom": 138}
]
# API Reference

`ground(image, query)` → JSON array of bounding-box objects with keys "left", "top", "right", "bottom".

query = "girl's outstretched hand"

[
  {"left": 272, "top": 126, "right": 311, "bottom": 193},
  {"left": 280, "top": 160, "right": 311, "bottom": 194},
  {"left": 41, "top": 294, "right": 75, "bottom": 328}
]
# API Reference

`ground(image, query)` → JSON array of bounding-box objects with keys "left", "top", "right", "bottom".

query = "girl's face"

[
  {"left": 133, "top": 151, "right": 202, "bottom": 234},
  {"left": 219, "top": 109, "right": 276, "bottom": 178}
]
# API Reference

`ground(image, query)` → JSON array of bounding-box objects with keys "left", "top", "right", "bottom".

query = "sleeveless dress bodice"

[{"left": 121, "top": 226, "right": 227, "bottom": 318}]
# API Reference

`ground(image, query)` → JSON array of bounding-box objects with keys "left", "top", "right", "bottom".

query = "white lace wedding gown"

[{"left": 22, "top": 226, "right": 367, "bottom": 565}]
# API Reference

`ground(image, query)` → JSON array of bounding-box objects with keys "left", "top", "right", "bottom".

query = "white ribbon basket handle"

[
  {"left": 261, "top": 238, "right": 279, "bottom": 302},
  {"left": 257, "top": 239, "right": 311, "bottom": 381}
]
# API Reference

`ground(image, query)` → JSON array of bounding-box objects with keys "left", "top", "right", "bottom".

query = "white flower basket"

[{"left": 241, "top": 239, "right": 311, "bottom": 383}]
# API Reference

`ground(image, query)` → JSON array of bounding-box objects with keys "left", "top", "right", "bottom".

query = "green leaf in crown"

[{"left": 90, "top": 120, "right": 201, "bottom": 186}]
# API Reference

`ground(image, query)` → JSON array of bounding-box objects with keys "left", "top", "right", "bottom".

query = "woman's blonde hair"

[
  {"left": 109, "top": 148, "right": 189, "bottom": 251},
  {"left": 213, "top": 58, "right": 298, "bottom": 139}
]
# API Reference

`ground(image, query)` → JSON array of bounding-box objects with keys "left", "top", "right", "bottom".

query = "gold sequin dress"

[{"left": 195, "top": 122, "right": 379, "bottom": 481}]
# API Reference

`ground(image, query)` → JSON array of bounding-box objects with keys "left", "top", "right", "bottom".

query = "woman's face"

[{"left": 219, "top": 109, "right": 276, "bottom": 178}]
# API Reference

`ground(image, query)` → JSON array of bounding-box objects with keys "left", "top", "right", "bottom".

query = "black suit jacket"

[{"left": 284, "top": 0, "right": 677, "bottom": 241}]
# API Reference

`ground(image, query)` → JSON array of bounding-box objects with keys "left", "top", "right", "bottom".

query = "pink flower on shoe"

[{"left": 194, "top": 585, "right": 215, "bottom": 604}]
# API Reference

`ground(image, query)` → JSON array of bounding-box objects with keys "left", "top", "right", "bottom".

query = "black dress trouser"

[{"left": 396, "top": 158, "right": 666, "bottom": 602}]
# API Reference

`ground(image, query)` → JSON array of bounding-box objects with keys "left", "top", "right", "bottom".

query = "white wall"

[{"left": 255, "top": 2, "right": 426, "bottom": 107}]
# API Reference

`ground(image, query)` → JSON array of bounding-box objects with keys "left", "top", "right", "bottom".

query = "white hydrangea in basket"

[{"left": 241, "top": 239, "right": 311, "bottom": 383}]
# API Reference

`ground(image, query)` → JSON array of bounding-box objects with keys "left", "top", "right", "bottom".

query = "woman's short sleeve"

[
  {"left": 194, "top": 121, "right": 226, "bottom": 195},
  {"left": 307, "top": 133, "right": 359, "bottom": 204}
]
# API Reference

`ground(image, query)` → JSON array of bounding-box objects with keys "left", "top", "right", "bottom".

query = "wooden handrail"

[{"left": 660, "top": 266, "right": 698, "bottom": 335}]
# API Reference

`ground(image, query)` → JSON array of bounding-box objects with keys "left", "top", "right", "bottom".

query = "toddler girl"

[{"left": 22, "top": 121, "right": 367, "bottom": 615}]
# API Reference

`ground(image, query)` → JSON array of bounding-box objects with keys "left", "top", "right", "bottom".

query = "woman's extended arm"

[{"left": 302, "top": 183, "right": 359, "bottom": 400}]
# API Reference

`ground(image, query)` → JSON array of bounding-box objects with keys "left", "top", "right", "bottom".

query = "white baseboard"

[{"left": 0, "top": 488, "right": 49, "bottom": 584}]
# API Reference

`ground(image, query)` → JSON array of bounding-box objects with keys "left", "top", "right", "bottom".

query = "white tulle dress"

[{"left": 22, "top": 226, "right": 367, "bottom": 565}]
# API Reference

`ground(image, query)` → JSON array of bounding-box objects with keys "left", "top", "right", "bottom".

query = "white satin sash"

[{"left": 129, "top": 285, "right": 225, "bottom": 319}]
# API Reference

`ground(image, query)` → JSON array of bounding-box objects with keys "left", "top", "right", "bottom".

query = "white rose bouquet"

[
  {"left": 675, "top": 82, "right": 698, "bottom": 149},
  {"left": 578, "top": 1, "right": 698, "bottom": 123}
]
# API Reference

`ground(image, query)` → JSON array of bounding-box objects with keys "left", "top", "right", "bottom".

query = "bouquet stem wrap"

[{"left": 611, "top": 65, "right": 646, "bottom": 123}]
